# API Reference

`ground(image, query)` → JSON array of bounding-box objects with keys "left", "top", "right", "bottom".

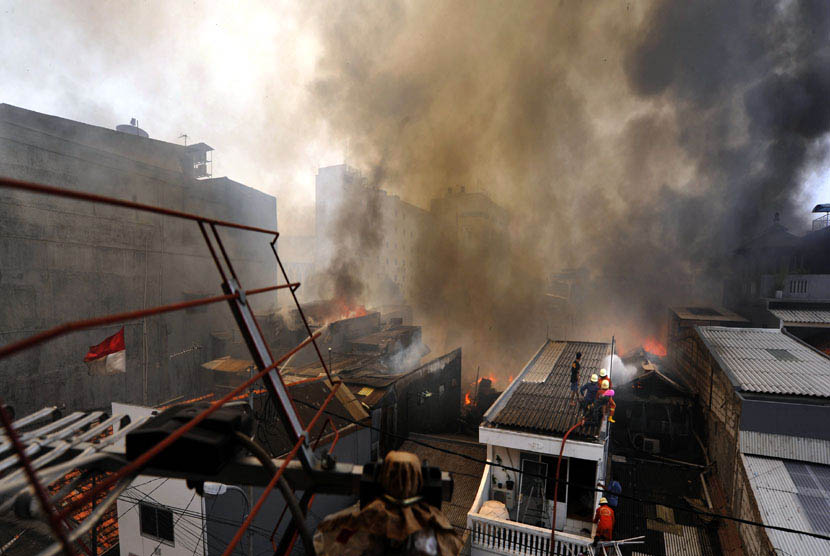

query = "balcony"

[{"left": 467, "top": 465, "right": 594, "bottom": 556}]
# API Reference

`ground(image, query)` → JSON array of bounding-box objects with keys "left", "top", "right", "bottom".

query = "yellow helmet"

[
  {"left": 599, "top": 497, "right": 608, "bottom": 505},
  {"left": 590, "top": 374, "right": 598, "bottom": 383},
  {"left": 600, "top": 379, "right": 610, "bottom": 389},
  {"left": 599, "top": 368, "right": 607, "bottom": 378}
]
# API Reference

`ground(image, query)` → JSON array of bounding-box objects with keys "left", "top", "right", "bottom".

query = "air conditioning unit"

[
  {"left": 492, "top": 486, "right": 515, "bottom": 509},
  {"left": 642, "top": 437, "right": 661, "bottom": 454}
]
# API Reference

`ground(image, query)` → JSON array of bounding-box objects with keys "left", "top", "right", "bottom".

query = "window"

[{"left": 139, "top": 503, "right": 174, "bottom": 544}]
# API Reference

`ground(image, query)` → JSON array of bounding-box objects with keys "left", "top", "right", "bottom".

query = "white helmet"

[
  {"left": 599, "top": 368, "right": 607, "bottom": 378},
  {"left": 590, "top": 374, "right": 598, "bottom": 383}
]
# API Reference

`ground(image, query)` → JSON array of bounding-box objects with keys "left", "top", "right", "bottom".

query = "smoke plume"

[{"left": 307, "top": 1, "right": 830, "bottom": 377}]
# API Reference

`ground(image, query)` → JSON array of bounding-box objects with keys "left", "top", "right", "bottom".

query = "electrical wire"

[
  {"left": 289, "top": 397, "right": 830, "bottom": 543},
  {"left": 146, "top": 490, "right": 197, "bottom": 556}
]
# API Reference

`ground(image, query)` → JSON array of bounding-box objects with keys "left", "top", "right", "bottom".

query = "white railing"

[
  {"left": 467, "top": 513, "right": 593, "bottom": 556},
  {"left": 469, "top": 464, "right": 492, "bottom": 514}
]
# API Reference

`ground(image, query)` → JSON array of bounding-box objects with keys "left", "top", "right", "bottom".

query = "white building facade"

[
  {"left": 467, "top": 340, "right": 613, "bottom": 556},
  {"left": 113, "top": 403, "right": 208, "bottom": 556}
]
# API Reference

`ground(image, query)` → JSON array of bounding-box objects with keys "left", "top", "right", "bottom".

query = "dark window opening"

[
  {"left": 139, "top": 503, "right": 174, "bottom": 544},
  {"left": 566, "top": 458, "right": 596, "bottom": 520}
]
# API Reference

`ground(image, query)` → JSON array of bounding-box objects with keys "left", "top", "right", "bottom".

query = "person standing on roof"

[
  {"left": 597, "top": 380, "right": 617, "bottom": 423},
  {"left": 597, "top": 478, "right": 622, "bottom": 509},
  {"left": 579, "top": 373, "right": 599, "bottom": 414},
  {"left": 569, "top": 352, "right": 582, "bottom": 407},
  {"left": 592, "top": 497, "right": 615, "bottom": 546},
  {"left": 598, "top": 368, "right": 612, "bottom": 391}
]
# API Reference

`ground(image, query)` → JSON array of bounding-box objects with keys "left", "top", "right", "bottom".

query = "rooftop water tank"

[{"left": 115, "top": 118, "right": 149, "bottom": 138}]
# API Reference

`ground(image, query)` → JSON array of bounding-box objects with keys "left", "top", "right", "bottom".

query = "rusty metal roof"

[
  {"left": 200, "top": 355, "right": 254, "bottom": 372},
  {"left": 696, "top": 327, "right": 830, "bottom": 398},
  {"left": 489, "top": 340, "right": 611, "bottom": 440}
]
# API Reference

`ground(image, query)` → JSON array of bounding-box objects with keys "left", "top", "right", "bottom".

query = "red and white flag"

[{"left": 84, "top": 327, "right": 126, "bottom": 375}]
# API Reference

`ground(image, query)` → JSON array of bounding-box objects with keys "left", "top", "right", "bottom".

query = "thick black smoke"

[{"left": 309, "top": 1, "right": 830, "bottom": 375}]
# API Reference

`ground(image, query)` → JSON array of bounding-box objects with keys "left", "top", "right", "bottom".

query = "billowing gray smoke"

[{"left": 309, "top": 1, "right": 830, "bottom": 375}]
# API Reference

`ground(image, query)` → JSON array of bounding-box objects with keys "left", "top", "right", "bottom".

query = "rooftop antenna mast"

[{"left": 179, "top": 134, "right": 188, "bottom": 146}]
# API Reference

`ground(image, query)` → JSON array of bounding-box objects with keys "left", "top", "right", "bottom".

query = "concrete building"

[
  {"left": 467, "top": 340, "right": 612, "bottom": 555},
  {"left": 430, "top": 185, "right": 508, "bottom": 250},
  {"left": 314, "top": 164, "right": 430, "bottom": 302},
  {"left": 671, "top": 326, "right": 830, "bottom": 555},
  {"left": 0, "top": 104, "right": 277, "bottom": 415}
]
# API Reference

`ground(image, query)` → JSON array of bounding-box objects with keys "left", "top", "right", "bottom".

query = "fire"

[
  {"left": 333, "top": 298, "right": 368, "bottom": 320},
  {"left": 643, "top": 337, "right": 667, "bottom": 357},
  {"left": 463, "top": 375, "right": 498, "bottom": 407}
]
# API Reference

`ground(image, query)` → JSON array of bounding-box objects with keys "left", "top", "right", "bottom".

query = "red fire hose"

[{"left": 550, "top": 417, "right": 585, "bottom": 552}]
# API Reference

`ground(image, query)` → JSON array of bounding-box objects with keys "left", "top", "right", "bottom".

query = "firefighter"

[
  {"left": 593, "top": 497, "right": 615, "bottom": 545},
  {"left": 603, "top": 389, "right": 617, "bottom": 423},
  {"left": 579, "top": 374, "right": 599, "bottom": 414},
  {"left": 598, "top": 368, "right": 612, "bottom": 390},
  {"left": 569, "top": 352, "right": 582, "bottom": 406}
]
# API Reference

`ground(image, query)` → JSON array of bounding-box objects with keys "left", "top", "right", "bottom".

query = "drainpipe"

[{"left": 551, "top": 418, "right": 585, "bottom": 552}]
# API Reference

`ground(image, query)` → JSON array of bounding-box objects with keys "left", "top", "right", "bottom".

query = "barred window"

[{"left": 139, "top": 503, "right": 174, "bottom": 544}]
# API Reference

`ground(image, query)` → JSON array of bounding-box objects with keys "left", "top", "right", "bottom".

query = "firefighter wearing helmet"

[
  {"left": 579, "top": 373, "right": 600, "bottom": 413},
  {"left": 593, "top": 497, "right": 615, "bottom": 545}
]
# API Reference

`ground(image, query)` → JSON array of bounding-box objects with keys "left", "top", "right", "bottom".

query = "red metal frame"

[
  {"left": 0, "top": 176, "right": 345, "bottom": 555},
  {"left": 55, "top": 330, "right": 322, "bottom": 520},
  {"left": 272, "top": 415, "right": 344, "bottom": 554}
]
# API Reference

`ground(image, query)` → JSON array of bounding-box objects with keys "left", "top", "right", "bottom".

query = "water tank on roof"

[{"left": 115, "top": 118, "right": 149, "bottom": 138}]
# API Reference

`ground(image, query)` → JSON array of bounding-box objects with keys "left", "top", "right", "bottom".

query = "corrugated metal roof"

[
  {"left": 769, "top": 308, "right": 830, "bottom": 325},
  {"left": 741, "top": 431, "right": 830, "bottom": 466},
  {"left": 696, "top": 327, "right": 830, "bottom": 398},
  {"left": 523, "top": 342, "right": 565, "bottom": 383},
  {"left": 490, "top": 340, "right": 610, "bottom": 440},
  {"left": 743, "top": 454, "right": 830, "bottom": 554}
]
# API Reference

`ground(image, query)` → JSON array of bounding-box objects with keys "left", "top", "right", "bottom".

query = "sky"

[
  {"left": 1, "top": 0, "right": 341, "bottom": 234},
  {"left": 3, "top": 0, "right": 830, "bottom": 238}
]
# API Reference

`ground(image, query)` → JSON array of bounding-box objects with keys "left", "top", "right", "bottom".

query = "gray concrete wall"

[{"left": 0, "top": 104, "right": 278, "bottom": 414}]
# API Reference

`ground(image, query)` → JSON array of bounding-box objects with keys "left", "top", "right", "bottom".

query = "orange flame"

[
  {"left": 643, "top": 338, "right": 667, "bottom": 357},
  {"left": 464, "top": 392, "right": 472, "bottom": 405},
  {"left": 333, "top": 298, "right": 368, "bottom": 320}
]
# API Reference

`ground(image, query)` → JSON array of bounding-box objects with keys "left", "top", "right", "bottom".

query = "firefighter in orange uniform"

[
  {"left": 598, "top": 368, "right": 612, "bottom": 390},
  {"left": 593, "top": 497, "right": 615, "bottom": 545}
]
